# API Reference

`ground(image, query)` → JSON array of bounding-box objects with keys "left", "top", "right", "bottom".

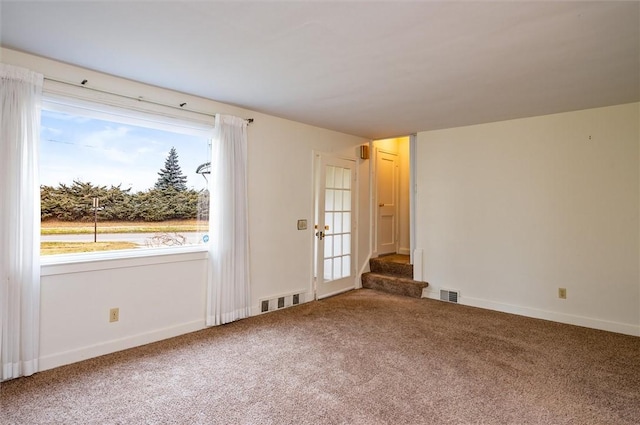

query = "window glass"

[{"left": 40, "top": 103, "right": 212, "bottom": 256}]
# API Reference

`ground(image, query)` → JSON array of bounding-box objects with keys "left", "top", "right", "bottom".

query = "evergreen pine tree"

[{"left": 155, "top": 147, "right": 188, "bottom": 191}]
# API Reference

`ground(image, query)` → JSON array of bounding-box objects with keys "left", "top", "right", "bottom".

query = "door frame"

[
  {"left": 409, "top": 134, "right": 417, "bottom": 265},
  {"left": 370, "top": 136, "right": 416, "bottom": 268},
  {"left": 311, "top": 151, "right": 359, "bottom": 300}
]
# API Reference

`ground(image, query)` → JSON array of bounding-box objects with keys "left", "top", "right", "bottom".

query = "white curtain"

[
  {"left": 206, "top": 114, "right": 250, "bottom": 326},
  {"left": 0, "top": 64, "right": 43, "bottom": 380}
]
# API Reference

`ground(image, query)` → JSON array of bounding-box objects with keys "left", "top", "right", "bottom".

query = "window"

[{"left": 40, "top": 95, "right": 213, "bottom": 257}]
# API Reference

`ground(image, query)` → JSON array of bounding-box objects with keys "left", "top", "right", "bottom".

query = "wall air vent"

[
  {"left": 259, "top": 293, "right": 304, "bottom": 314},
  {"left": 439, "top": 289, "right": 460, "bottom": 303}
]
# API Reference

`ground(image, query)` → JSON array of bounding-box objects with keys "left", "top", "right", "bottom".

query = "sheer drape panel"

[
  {"left": 0, "top": 64, "right": 43, "bottom": 380},
  {"left": 206, "top": 114, "right": 250, "bottom": 326}
]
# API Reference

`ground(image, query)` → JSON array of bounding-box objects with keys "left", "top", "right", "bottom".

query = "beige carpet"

[{"left": 1, "top": 289, "right": 639, "bottom": 424}]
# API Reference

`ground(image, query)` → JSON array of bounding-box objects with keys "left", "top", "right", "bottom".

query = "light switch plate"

[{"left": 297, "top": 219, "right": 307, "bottom": 230}]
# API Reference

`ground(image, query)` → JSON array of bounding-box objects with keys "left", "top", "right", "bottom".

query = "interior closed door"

[
  {"left": 376, "top": 150, "right": 398, "bottom": 255},
  {"left": 314, "top": 155, "right": 356, "bottom": 299}
]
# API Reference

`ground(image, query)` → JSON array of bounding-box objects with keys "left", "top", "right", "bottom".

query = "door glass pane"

[
  {"left": 333, "top": 257, "right": 342, "bottom": 279},
  {"left": 333, "top": 235, "right": 342, "bottom": 257},
  {"left": 324, "top": 235, "right": 333, "bottom": 257},
  {"left": 324, "top": 259, "right": 332, "bottom": 281},
  {"left": 326, "top": 166, "right": 335, "bottom": 188},
  {"left": 325, "top": 189, "right": 334, "bottom": 211},
  {"left": 334, "top": 168, "right": 343, "bottom": 189},
  {"left": 342, "top": 255, "right": 351, "bottom": 276},
  {"left": 343, "top": 169, "right": 351, "bottom": 189},
  {"left": 334, "top": 213, "right": 342, "bottom": 234},
  {"left": 325, "top": 212, "right": 333, "bottom": 235},
  {"left": 343, "top": 212, "right": 351, "bottom": 232},
  {"left": 343, "top": 234, "right": 351, "bottom": 255},
  {"left": 335, "top": 190, "right": 343, "bottom": 210},
  {"left": 343, "top": 191, "right": 351, "bottom": 211}
]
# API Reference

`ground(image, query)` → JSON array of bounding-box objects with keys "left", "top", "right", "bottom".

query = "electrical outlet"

[
  {"left": 558, "top": 288, "right": 567, "bottom": 299},
  {"left": 109, "top": 308, "right": 119, "bottom": 322}
]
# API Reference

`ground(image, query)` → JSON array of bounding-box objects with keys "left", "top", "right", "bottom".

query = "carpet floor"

[{"left": 1, "top": 289, "right": 639, "bottom": 424}]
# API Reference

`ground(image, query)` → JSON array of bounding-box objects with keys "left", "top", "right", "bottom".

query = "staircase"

[{"left": 361, "top": 254, "right": 428, "bottom": 298}]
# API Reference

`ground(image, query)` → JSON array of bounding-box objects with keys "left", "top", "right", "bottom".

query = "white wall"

[
  {"left": 416, "top": 103, "right": 640, "bottom": 336},
  {"left": 247, "top": 116, "right": 370, "bottom": 307},
  {"left": 40, "top": 252, "right": 208, "bottom": 370},
  {"left": 2, "top": 48, "right": 370, "bottom": 370}
]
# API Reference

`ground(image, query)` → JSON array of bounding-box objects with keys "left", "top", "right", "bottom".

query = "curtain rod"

[{"left": 43, "top": 76, "right": 254, "bottom": 124}]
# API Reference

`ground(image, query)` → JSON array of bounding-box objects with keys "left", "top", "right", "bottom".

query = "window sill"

[{"left": 41, "top": 245, "right": 209, "bottom": 276}]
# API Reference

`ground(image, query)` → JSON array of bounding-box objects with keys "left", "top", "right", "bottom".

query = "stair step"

[
  {"left": 361, "top": 272, "right": 428, "bottom": 299},
  {"left": 369, "top": 257, "right": 413, "bottom": 278}
]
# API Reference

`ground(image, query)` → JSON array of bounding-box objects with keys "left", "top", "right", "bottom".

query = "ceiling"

[{"left": 1, "top": 1, "right": 638, "bottom": 139}]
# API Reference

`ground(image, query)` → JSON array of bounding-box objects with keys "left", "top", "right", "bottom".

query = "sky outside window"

[{"left": 40, "top": 109, "right": 209, "bottom": 192}]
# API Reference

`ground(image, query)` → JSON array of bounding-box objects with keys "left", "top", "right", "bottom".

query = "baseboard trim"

[
  {"left": 38, "top": 320, "right": 206, "bottom": 372},
  {"left": 421, "top": 289, "right": 639, "bottom": 337},
  {"left": 357, "top": 254, "right": 372, "bottom": 289},
  {"left": 317, "top": 286, "right": 356, "bottom": 300},
  {"left": 398, "top": 247, "right": 410, "bottom": 255}
]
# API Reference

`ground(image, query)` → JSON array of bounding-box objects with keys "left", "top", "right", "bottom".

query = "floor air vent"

[
  {"left": 440, "top": 289, "right": 460, "bottom": 303},
  {"left": 260, "top": 293, "right": 303, "bottom": 313}
]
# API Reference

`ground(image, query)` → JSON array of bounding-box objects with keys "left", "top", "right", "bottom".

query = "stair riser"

[
  {"left": 362, "top": 273, "right": 426, "bottom": 299},
  {"left": 369, "top": 260, "right": 413, "bottom": 278}
]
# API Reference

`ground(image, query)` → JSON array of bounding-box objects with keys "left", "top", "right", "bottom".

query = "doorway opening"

[{"left": 372, "top": 136, "right": 413, "bottom": 263}]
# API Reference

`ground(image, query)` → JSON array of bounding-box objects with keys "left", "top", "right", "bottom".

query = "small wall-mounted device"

[
  {"left": 297, "top": 219, "right": 307, "bottom": 230},
  {"left": 109, "top": 308, "right": 119, "bottom": 322},
  {"left": 359, "top": 145, "right": 370, "bottom": 160}
]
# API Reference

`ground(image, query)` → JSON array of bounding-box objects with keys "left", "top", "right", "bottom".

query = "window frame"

[{"left": 40, "top": 84, "right": 214, "bottom": 266}]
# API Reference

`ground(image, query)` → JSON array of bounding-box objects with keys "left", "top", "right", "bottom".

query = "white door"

[
  {"left": 314, "top": 155, "right": 356, "bottom": 299},
  {"left": 376, "top": 150, "right": 398, "bottom": 255}
]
